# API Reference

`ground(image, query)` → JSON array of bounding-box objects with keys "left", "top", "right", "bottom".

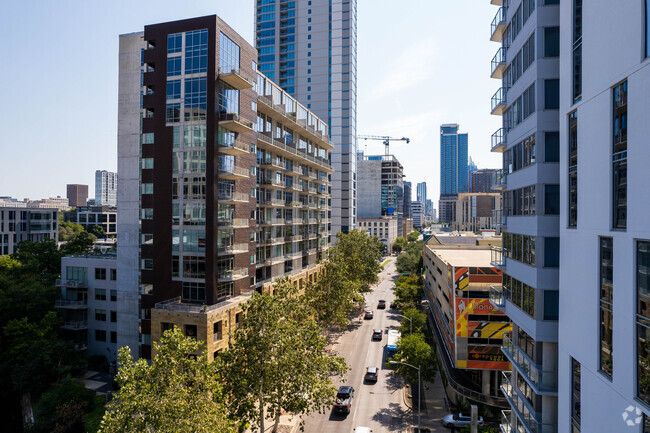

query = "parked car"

[
  {"left": 442, "top": 413, "right": 484, "bottom": 428},
  {"left": 353, "top": 427, "right": 372, "bottom": 433},
  {"left": 364, "top": 366, "right": 378, "bottom": 382},
  {"left": 389, "top": 301, "right": 398, "bottom": 309},
  {"left": 364, "top": 310, "right": 374, "bottom": 319},
  {"left": 333, "top": 386, "right": 355, "bottom": 414},
  {"left": 377, "top": 300, "right": 386, "bottom": 309},
  {"left": 372, "top": 329, "right": 383, "bottom": 340}
]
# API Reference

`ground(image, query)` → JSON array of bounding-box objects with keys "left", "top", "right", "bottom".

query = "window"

[
  {"left": 110, "top": 310, "right": 117, "bottom": 323},
  {"left": 599, "top": 237, "right": 613, "bottom": 378},
  {"left": 544, "top": 237, "right": 559, "bottom": 268},
  {"left": 502, "top": 273, "right": 535, "bottom": 317},
  {"left": 571, "top": 358, "right": 581, "bottom": 432},
  {"left": 110, "top": 331, "right": 117, "bottom": 344},
  {"left": 637, "top": 241, "right": 650, "bottom": 406},
  {"left": 95, "top": 288, "right": 106, "bottom": 301},
  {"left": 166, "top": 103, "right": 180, "bottom": 123},
  {"left": 95, "top": 309, "right": 106, "bottom": 322},
  {"left": 184, "top": 77, "right": 207, "bottom": 121},
  {"left": 182, "top": 281, "right": 206, "bottom": 302},
  {"left": 545, "top": 79, "right": 560, "bottom": 109},
  {"left": 613, "top": 80, "right": 627, "bottom": 229},
  {"left": 573, "top": 0, "right": 583, "bottom": 101},
  {"left": 95, "top": 268, "right": 107, "bottom": 280},
  {"left": 168, "top": 33, "right": 182, "bottom": 54},
  {"left": 544, "top": 290, "right": 559, "bottom": 320},
  {"left": 185, "top": 29, "right": 208, "bottom": 74},
  {"left": 544, "top": 27, "right": 560, "bottom": 57},
  {"left": 185, "top": 324, "right": 197, "bottom": 339},
  {"left": 110, "top": 269, "right": 117, "bottom": 280},
  {"left": 166, "top": 79, "right": 181, "bottom": 99},
  {"left": 95, "top": 330, "right": 106, "bottom": 342},
  {"left": 218, "top": 83, "right": 239, "bottom": 116},
  {"left": 110, "top": 289, "right": 117, "bottom": 302},
  {"left": 167, "top": 56, "right": 182, "bottom": 77},
  {"left": 214, "top": 320, "right": 223, "bottom": 340},
  {"left": 142, "top": 259, "right": 153, "bottom": 270},
  {"left": 545, "top": 131, "right": 560, "bottom": 162},
  {"left": 545, "top": 184, "right": 560, "bottom": 215},
  {"left": 219, "top": 32, "right": 240, "bottom": 72},
  {"left": 568, "top": 112, "right": 578, "bottom": 227}
]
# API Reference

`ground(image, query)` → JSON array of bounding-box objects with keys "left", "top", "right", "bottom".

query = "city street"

[{"left": 302, "top": 257, "right": 413, "bottom": 433}]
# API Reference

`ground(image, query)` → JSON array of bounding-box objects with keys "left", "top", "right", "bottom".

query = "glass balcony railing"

[
  {"left": 492, "top": 208, "right": 507, "bottom": 227},
  {"left": 500, "top": 410, "right": 513, "bottom": 433},
  {"left": 491, "top": 127, "right": 506, "bottom": 152},
  {"left": 502, "top": 334, "right": 558, "bottom": 394},
  {"left": 489, "top": 285, "right": 506, "bottom": 309},
  {"left": 492, "top": 168, "right": 507, "bottom": 190},
  {"left": 491, "top": 7, "right": 506, "bottom": 42},
  {"left": 491, "top": 247, "right": 508, "bottom": 267},
  {"left": 491, "top": 47, "right": 507, "bottom": 78},
  {"left": 501, "top": 372, "right": 556, "bottom": 433},
  {"left": 491, "top": 87, "right": 507, "bottom": 115}
]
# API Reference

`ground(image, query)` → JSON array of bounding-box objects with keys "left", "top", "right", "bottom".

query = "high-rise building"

[
  {"left": 469, "top": 168, "right": 499, "bottom": 193},
  {"left": 403, "top": 181, "right": 412, "bottom": 219},
  {"left": 67, "top": 184, "right": 88, "bottom": 208},
  {"left": 356, "top": 154, "right": 404, "bottom": 236},
  {"left": 452, "top": 192, "right": 501, "bottom": 233},
  {"left": 255, "top": 0, "right": 358, "bottom": 238},
  {"left": 416, "top": 181, "right": 427, "bottom": 204},
  {"left": 557, "top": 3, "right": 650, "bottom": 432},
  {"left": 0, "top": 207, "right": 59, "bottom": 255},
  {"left": 440, "top": 124, "right": 468, "bottom": 196},
  {"left": 119, "top": 15, "right": 332, "bottom": 360},
  {"left": 95, "top": 170, "right": 118, "bottom": 206},
  {"left": 411, "top": 201, "right": 424, "bottom": 230},
  {"left": 425, "top": 199, "right": 433, "bottom": 223},
  {"left": 487, "top": 1, "right": 560, "bottom": 431}
]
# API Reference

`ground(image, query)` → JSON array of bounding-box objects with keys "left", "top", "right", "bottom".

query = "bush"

[
  {"left": 32, "top": 378, "right": 94, "bottom": 433},
  {"left": 87, "top": 354, "right": 109, "bottom": 373},
  {"left": 83, "top": 395, "right": 107, "bottom": 433}
]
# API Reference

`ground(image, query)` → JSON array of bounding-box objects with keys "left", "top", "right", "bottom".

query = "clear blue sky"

[{"left": 0, "top": 0, "right": 500, "bottom": 205}]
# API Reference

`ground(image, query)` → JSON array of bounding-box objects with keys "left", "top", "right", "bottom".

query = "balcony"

[
  {"left": 217, "top": 218, "right": 249, "bottom": 229},
  {"left": 500, "top": 372, "right": 556, "bottom": 433},
  {"left": 490, "top": 7, "right": 506, "bottom": 42},
  {"left": 217, "top": 267, "right": 249, "bottom": 282},
  {"left": 502, "top": 334, "right": 558, "bottom": 395},
  {"left": 491, "top": 128, "right": 506, "bottom": 152},
  {"left": 500, "top": 410, "right": 512, "bottom": 433},
  {"left": 491, "top": 0, "right": 502, "bottom": 5},
  {"left": 491, "top": 47, "right": 507, "bottom": 79},
  {"left": 492, "top": 169, "right": 507, "bottom": 190},
  {"left": 491, "top": 87, "right": 507, "bottom": 115},
  {"left": 61, "top": 320, "right": 88, "bottom": 330},
  {"left": 218, "top": 191, "right": 249, "bottom": 204},
  {"left": 258, "top": 236, "right": 284, "bottom": 245},
  {"left": 262, "top": 178, "right": 284, "bottom": 189},
  {"left": 490, "top": 246, "right": 508, "bottom": 267},
  {"left": 301, "top": 170, "right": 317, "bottom": 180},
  {"left": 259, "top": 197, "right": 284, "bottom": 207},
  {"left": 55, "top": 279, "right": 87, "bottom": 289},
  {"left": 219, "top": 113, "right": 254, "bottom": 133},
  {"left": 489, "top": 285, "right": 506, "bottom": 309},
  {"left": 258, "top": 94, "right": 273, "bottom": 107},
  {"left": 492, "top": 208, "right": 507, "bottom": 227},
  {"left": 261, "top": 159, "right": 285, "bottom": 170},
  {"left": 217, "top": 243, "right": 249, "bottom": 254},
  {"left": 218, "top": 139, "right": 249, "bottom": 155},
  {"left": 55, "top": 300, "right": 88, "bottom": 309},
  {"left": 286, "top": 201, "right": 303, "bottom": 208},
  {"left": 218, "top": 67, "right": 254, "bottom": 90},
  {"left": 218, "top": 165, "right": 249, "bottom": 180},
  {"left": 304, "top": 186, "right": 317, "bottom": 194},
  {"left": 258, "top": 217, "right": 284, "bottom": 226}
]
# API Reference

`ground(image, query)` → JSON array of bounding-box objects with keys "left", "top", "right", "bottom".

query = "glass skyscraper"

[
  {"left": 255, "top": 0, "right": 357, "bottom": 237},
  {"left": 439, "top": 123, "right": 468, "bottom": 196}
]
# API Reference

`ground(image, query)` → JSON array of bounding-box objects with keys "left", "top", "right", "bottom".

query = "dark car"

[
  {"left": 364, "top": 310, "right": 374, "bottom": 319},
  {"left": 333, "top": 386, "right": 355, "bottom": 414},
  {"left": 377, "top": 300, "right": 386, "bottom": 309},
  {"left": 364, "top": 366, "right": 378, "bottom": 382},
  {"left": 390, "top": 301, "right": 398, "bottom": 309},
  {"left": 372, "top": 329, "right": 383, "bottom": 340}
]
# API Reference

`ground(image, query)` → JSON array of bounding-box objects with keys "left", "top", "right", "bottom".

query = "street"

[{"left": 302, "top": 256, "right": 413, "bottom": 433}]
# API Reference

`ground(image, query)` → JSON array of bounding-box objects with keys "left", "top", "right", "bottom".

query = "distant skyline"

[{"left": 0, "top": 0, "right": 500, "bottom": 204}]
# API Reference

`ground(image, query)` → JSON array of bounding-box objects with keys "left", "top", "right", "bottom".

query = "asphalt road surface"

[{"left": 302, "top": 257, "right": 413, "bottom": 433}]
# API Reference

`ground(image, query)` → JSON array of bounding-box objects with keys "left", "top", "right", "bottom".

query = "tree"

[
  {"left": 58, "top": 222, "right": 85, "bottom": 242},
  {"left": 12, "top": 239, "right": 62, "bottom": 278},
  {"left": 392, "top": 237, "right": 408, "bottom": 253},
  {"left": 395, "top": 239, "right": 424, "bottom": 275},
  {"left": 398, "top": 307, "right": 427, "bottom": 336},
  {"left": 87, "top": 225, "right": 106, "bottom": 239},
  {"left": 407, "top": 231, "right": 421, "bottom": 243},
  {"left": 99, "top": 327, "right": 234, "bottom": 433},
  {"left": 222, "top": 278, "right": 348, "bottom": 433},
  {"left": 60, "top": 231, "right": 96, "bottom": 256},
  {"left": 393, "top": 275, "right": 422, "bottom": 310},
  {"left": 392, "top": 333, "right": 437, "bottom": 384},
  {"left": 305, "top": 229, "right": 383, "bottom": 328},
  {"left": 32, "top": 377, "right": 94, "bottom": 433}
]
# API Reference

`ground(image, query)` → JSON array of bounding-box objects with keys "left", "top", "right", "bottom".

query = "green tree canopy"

[
  {"left": 398, "top": 307, "right": 427, "bottom": 336},
  {"left": 87, "top": 225, "right": 106, "bottom": 239},
  {"left": 60, "top": 231, "right": 96, "bottom": 256},
  {"left": 392, "top": 237, "right": 408, "bottom": 253},
  {"left": 392, "top": 332, "right": 437, "bottom": 383},
  {"left": 99, "top": 327, "right": 234, "bottom": 433},
  {"left": 58, "top": 222, "right": 85, "bottom": 242},
  {"left": 407, "top": 231, "right": 421, "bottom": 242},
  {"left": 12, "top": 239, "right": 62, "bottom": 278},
  {"left": 222, "top": 278, "right": 348, "bottom": 433}
]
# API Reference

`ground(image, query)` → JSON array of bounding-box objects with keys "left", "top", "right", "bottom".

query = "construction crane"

[{"left": 357, "top": 135, "right": 410, "bottom": 156}]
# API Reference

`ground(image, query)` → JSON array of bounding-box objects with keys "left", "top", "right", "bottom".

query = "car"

[
  {"left": 333, "top": 386, "right": 355, "bottom": 414},
  {"left": 389, "top": 301, "right": 398, "bottom": 309},
  {"left": 364, "top": 366, "right": 378, "bottom": 382},
  {"left": 364, "top": 310, "right": 374, "bottom": 319},
  {"left": 353, "top": 428, "right": 372, "bottom": 433},
  {"left": 372, "top": 329, "right": 383, "bottom": 340},
  {"left": 377, "top": 300, "right": 386, "bottom": 309},
  {"left": 442, "top": 413, "right": 484, "bottom": 428}
]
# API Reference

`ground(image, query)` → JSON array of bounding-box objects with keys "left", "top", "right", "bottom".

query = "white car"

[
  {"left": 442, "top": 413, "right": 484, "bottom": 428},
  {"left": 353, "top": 428, "right": 372, "bottom": 433}
]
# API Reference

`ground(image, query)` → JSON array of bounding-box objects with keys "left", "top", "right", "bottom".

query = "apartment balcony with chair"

[
  {"left": 490, "top": 6, "right": 506, "bottom": 42},
  {"left": 491, "top": 87, "right": 507, "bottom": 115},
  {"left": 490, "top": 246, "right": 508, "bottom": 267},
  {"left": 500, "top": 372, "right": 556, "bottom": 433},
  {"left": 491, "top": 127, "right": 506, "bottom": 152},
  {"left": 502, "top": 334, "right": 558, "bottom": 395},
  {"left": 491, "top": 46, "right": 507, "bottom": 79},
  {"left": 217, "top": 267, "right": 249, "bottom": 282},
  {"left": 218, "top": 67, "right": 254, "bottom": 90},
  {"left": 492, "top": 169, "right": 507, "bottom": 190}
]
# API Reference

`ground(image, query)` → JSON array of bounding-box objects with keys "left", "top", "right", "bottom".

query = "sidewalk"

[
  {"left": 244, "top": 412, "right": 301, "bottom": 433},
  {"left": 402, "top": 376, "right": 451, "bottom": 432}
]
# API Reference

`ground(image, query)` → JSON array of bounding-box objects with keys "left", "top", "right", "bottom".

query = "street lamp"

[
  {"left": 389, "top": 360, "right": 420, "bottom": 432},
  {"left": 393, "top": 312, "right": 412, "bottom": 334}
]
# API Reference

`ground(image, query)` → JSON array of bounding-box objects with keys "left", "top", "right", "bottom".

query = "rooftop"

[{"left": 426, "top": 245, "right": 493, "bottom": 267}]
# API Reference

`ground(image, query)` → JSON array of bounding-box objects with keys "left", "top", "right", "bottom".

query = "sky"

[{"left": 0, "top": 0, "right": 500, "bottom": 206}]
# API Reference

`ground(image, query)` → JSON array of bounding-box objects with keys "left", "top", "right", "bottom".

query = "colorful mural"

[{"left": 466, "top": 345, "right": 510, "bottom": 370}]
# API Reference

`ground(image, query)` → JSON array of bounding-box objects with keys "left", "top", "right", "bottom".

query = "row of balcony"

[
  {"left": 256, "top": 95, "right": 330, "bottom": 147},
  {"left": 257, "top": 217, "right": 327, "bottom": 226},
  {"left": 502, "top": 334, "right": 558, "bottom": 395},
  {"left": 216, "top": 268, "right": 248, "bottom": 282},
  {"left": 500, "top": 372, "right": 556, "bottom": 433}
]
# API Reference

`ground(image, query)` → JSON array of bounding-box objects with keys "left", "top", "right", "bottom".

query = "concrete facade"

[
  {"left": 95, "top": 170, "right": 118, "bottom": 207},
  {"left": 453, "top": 192, "right": 502, "bottom": 233},
  {"left": 67, "top": 184, "right": 88, "bottom": 208},
  {"left": 358, "top": 217, "right": 397, "bottom": 252},
  {"left": 0, "top": 207, "right": 58, "bottom": 255}
]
